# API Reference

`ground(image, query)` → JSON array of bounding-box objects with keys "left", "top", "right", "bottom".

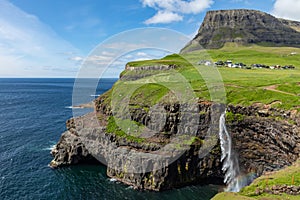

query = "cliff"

[
  {"left": 50, "top": 100, "right": 300, "bottom": 191},
  {"left": 181, "top": 9, "right": 300, "bottom": 52}
]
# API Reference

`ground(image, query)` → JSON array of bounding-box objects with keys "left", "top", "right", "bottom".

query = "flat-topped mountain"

[{"left": 182, "top": 9, "right": 300, "bottom": 52}]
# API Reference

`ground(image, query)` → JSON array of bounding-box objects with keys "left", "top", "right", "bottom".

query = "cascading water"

[{"left": 218, "top": 112, "right": 250, "bottom": 192}]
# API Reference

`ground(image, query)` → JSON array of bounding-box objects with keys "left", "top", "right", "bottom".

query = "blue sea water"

[{"left": 0, "top": 78, "right": 219, "bottom": 200}]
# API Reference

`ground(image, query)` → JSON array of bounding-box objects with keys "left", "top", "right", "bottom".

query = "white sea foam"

[
  {"left": 65, "top": 106, "right": 82, "bottom": 109},
  {"left": 126, "top": 186, "right": 134, "bottom": 190},
  {"left": 43, "top": 144, "right": 56, "bottom": 151}
]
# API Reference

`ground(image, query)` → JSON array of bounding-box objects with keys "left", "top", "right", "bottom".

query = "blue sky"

[{"left": 1, "top": 0, "right": 299, "bottom": 77}]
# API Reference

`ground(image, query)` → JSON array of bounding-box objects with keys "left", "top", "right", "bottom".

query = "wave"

[
  {"left": 65, "top": 106, "right": 84, "bottom": 109},
  {"left": 42, "top": 144, "right": 56, "bottom": 151},
  {"left": 90, "top": 94, "right": 100, "bottom": 97}
]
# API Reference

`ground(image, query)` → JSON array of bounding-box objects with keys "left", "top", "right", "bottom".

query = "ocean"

[{"left": 0, "top": 78, "right": 219, "bottom": 200}]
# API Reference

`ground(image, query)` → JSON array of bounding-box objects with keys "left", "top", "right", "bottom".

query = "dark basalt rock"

[
  {"left": 181, "top": 9, "right": 300, "bottom": 52},
  {"left": 49, "top": 131, "right": 99, "bottom": 168},
  {"left": 50, "top": 101, "right": 300, "bottom": 191}
]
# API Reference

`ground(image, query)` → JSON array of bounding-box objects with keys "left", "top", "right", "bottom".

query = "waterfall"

[{"left": 218, "top": 112, "right": 248, "bottom": 192}]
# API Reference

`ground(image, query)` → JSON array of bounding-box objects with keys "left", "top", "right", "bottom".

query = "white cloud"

[
  {"left": 136, "top": 52, "right": 148, "bottom": 56},
  {"left": 0, "top": 0, "right": 81, "bottom": 77},
  {"left": 144, "top": 11, "right": 183, "bottom": 24},
  {"left": 141, "top": 0, "right": 213, "bottom": 24},
  {"left": 230, "top": 0, "right": 250, "bottom": 4},
  {"left": 101, "top": 51, "right": 115, "bottom": 56},
  {"left": 124, "top": 54, "right": 133, "bottom": 59},
  {"left": 88, "top": 55, "right": 112, "bottom": 61},
  {"left": 272, "top": 0, "right": 300, "bottom": 21},
  {"left": 69, "top": 56, "right": 84, "bottom": 61},
  {"left": 103, "top": 42, "right": 146, "bottom": 50}
]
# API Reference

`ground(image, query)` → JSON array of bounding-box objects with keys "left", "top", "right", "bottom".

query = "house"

[
  {"left": 283, "top": 65, "right": 295, "bottom": 69},
  {"left": 225, "top": 60, "right": 233, "bottom": 67},
  {"left": 197, "top": 60, "right": 213, "bottom": 66},
  {"left": 234, "top": 63, "right": 246, "bottom": 68},
  {"left": 274, "top": 65, "right": 281, "bottom": 69},
  {"left": 214, "top": 60, "right": 224, "bottom": 66}
]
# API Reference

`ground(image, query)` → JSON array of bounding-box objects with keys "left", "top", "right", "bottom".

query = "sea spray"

[{"left": 218, "top": 112, "right": 251, "bottom": 192}]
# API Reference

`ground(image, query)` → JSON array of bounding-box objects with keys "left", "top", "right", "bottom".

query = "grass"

[
  {"left": 106, "top": 116, "right": 145, "bottom": 143},
  {"left": 212, "top": 192, "right": 255, "bottom": 200},
  {"left": 212, "top": 159, "right": 300, "bottom": 200},
  {"left": 226, "top": 111, "right": 244, "bottom": 123},
  {"left": 122, "top": 43, "right": 300, "bottom": 110},
  {"left": 277, "top": 82, "right": 300, "bottom": 96},
  {"left": 205, "top": 43, "right": 300, "bottom": 67},
  {"left": 240, "top": 159, "right": 300, "bottom": 197},
  {"left": 129, "top": 83, "right": 170, "bottom": 107}
]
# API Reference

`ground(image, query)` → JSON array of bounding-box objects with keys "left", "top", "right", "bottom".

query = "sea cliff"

[{"left": 50, "top": 99, "right": 300, "bottom": 191}]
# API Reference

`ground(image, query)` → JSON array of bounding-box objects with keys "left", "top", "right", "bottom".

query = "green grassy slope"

[
  {"left": 104, "top": 44, "right": 300, "bottom": 144},
  {"left": 126, "top": 44, "right": 300, "bottom": 110},
  {"left": 212, "top": 159, "right": 300, "bottom": 200}
]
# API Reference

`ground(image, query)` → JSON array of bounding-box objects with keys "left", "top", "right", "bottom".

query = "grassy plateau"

[{"left": 126, "top": 43, "right": 300, "bottom": 110}]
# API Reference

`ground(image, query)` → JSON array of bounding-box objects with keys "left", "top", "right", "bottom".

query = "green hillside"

[
  {"left": 125, "top": 44, "right": 300, "bottom": 111},
  {"left": 212, "top": 159, "right": 300, "bottom": 200}
]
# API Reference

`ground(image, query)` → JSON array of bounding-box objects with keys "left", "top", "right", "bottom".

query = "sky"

[{"left": 0, "top": 0, "right": 300, "bottom": 77}]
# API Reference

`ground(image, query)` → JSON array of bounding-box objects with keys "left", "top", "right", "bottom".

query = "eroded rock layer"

[{"left": 50, "top": 101, "right": 300, "bottom": 191}]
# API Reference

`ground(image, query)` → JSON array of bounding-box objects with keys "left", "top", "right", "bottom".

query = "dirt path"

[
  {"left": 264, "top": 85, "right": 298, "bottom": 96},
  {"left": 225, "top": 84, "right": 244, "bottom": 88}
]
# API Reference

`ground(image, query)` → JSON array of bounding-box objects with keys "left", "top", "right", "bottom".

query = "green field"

[{"left": 125, "top": 43, "right": 300, "bottom": 110}]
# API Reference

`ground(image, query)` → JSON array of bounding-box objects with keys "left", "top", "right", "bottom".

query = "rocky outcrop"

[
  {"left": 256, "top": 185, "right": 300, "bottom": 196},
  {"left": 49, "top": 130, "right": 99, "bottom": 168},
  {"left": 120, "top": 64, "right": 178, "bottom": 81},
  {"left": 50, "top": 101, "right": 300, "bottom": 191},
  {"left": 125, "top": 64, "right": 177, "bottom": 71},
  {"left": 280, "top": 19, "right": 300, "bottom": 32},
  {"left": 181, "top": 9, "right": 300, "bottom": 51},
  {"left": 227, "top": 104, "right": 300, "bottom": 175},
  {"left": 50, "top": 111, "right": 224, "bottom": 191}
]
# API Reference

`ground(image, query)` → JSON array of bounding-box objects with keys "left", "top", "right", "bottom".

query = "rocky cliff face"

[
  {"left": 280, "top": 18, "right": 300, "bottom": 32},
  {"left": 181, "top": 9, "right": 300, "bottom": 51},
  {"left": 50, "top": 100, "right": 300, "bottom": 191}
]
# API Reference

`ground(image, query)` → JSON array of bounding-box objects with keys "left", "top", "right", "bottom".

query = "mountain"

[{"left": 181, "top": 9, "right": 300, "bottom": 52}]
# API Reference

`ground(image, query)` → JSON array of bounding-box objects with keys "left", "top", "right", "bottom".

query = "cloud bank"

[
  {"left": 141, "top": 0, "right": 214, "bottom": 24},
  {"left": 272, "top": 0, "right": 300, "bottom": 21}
]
